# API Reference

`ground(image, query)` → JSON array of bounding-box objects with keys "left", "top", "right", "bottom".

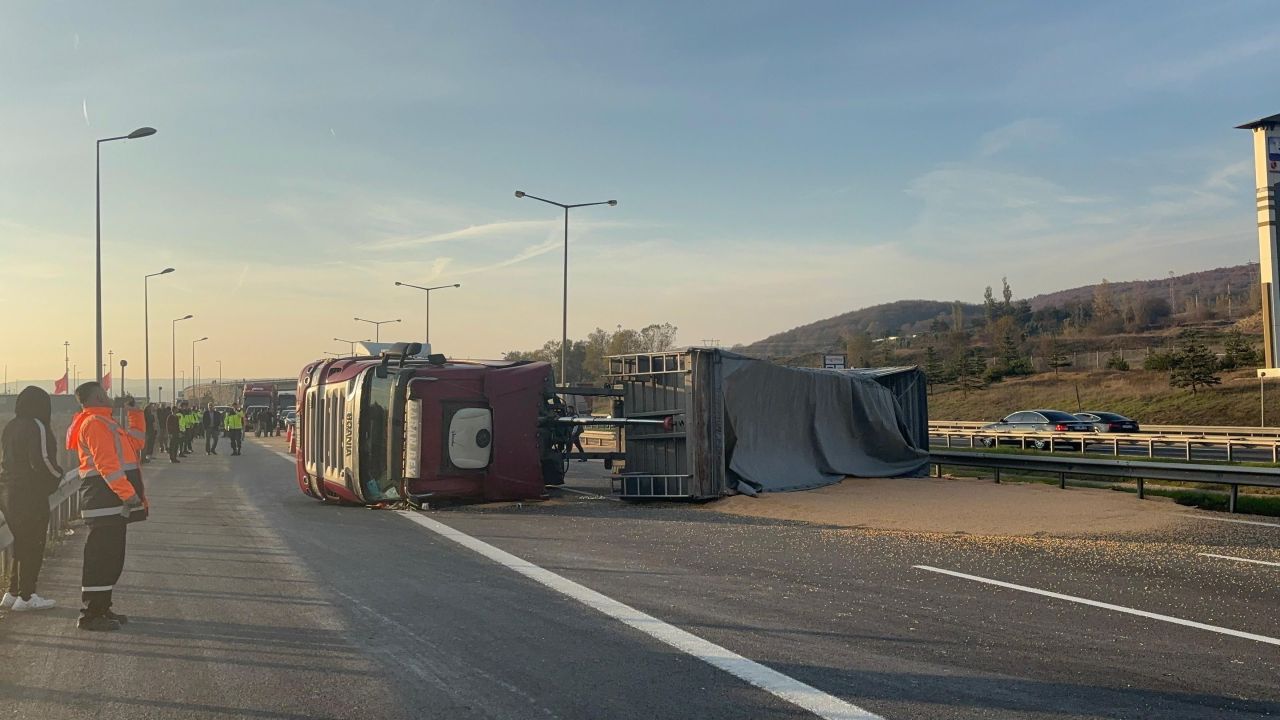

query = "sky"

[{"left": 1, "top": 0, "right": 1276, "bottom": 390}]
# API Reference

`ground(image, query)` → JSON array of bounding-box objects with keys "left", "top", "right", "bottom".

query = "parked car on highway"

[
  {"left": 1074, "top": 411, "right": 1140, "bottom": 434},
  {"left": 978, "top": 409, "right": 1094, "bottom": 449},
  {"left": 281, "top": 408, "right": 297, "bottom": 431}
]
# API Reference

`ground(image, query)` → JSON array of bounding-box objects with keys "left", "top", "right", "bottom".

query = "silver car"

[{"left": 979, "top": 409, "right": 1094, "bottom": 450}]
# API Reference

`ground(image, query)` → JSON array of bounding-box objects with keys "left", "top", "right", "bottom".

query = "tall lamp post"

[
  {"left": 514, "top": 190, "right": 617, "bottom": 384},
  {"left": 394, "top": 281, "right": 460, "bottom": 344},
  {"left": 144, "top": 267, "right": 175, "bottom": 401},
  {"left": 192, "top": 337, "right": 209, "bottom": 399},
  {"left": 334, "top": 337, "right": 370, "bottom": 355},
  {"left": 96, "top": 126, "right": 157, "bottom": 382},
  {"left": 353, "top": 317, "right": 400, "bottom": 343},
  {"left": 172, "top": 314, "right": 192, "bottom": 404},
  {"left": 217, "top": 359, "right": 222, "bottom": 387}
]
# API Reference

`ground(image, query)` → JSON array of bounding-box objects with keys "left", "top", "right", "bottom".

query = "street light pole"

[
  {"left": 514, "top": 190, "right": 617, "bottom": 384},
  {"left": 217, "top": 360, "right": 222, "bottom": 387},
  {"left": 172, "top": 314, "right": 192, "bottom": 404},
  {"left": 333, "top": 337, "right": 371, "bottom": 355},
  {"left": 394, "top": 281, "right": 461, "bottom": 344},
  {"left": 144, "top": 267, "right": 175, "bottom": 402},
  {"left": 353, "top": 317, "right": 401, "bottom": 343},
  {"left": 193, "top": 337, "right": 208, "bottom": 399},
  {"left": 96, "top": 126, "right": 157, "bottom": 383}
]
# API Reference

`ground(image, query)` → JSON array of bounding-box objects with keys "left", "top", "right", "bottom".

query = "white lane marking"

[
  {"left": 1178, "top": 514, "right": 1280, "bottom": 529},
  {"left": 398, "top": 510, "right": 882, "bottom": 720},
  {"left": 1199, "top": 553, "right": 1280, "bottom": 568},
  {"left": 915, "top": 565, "right": 1280, "bottom": 647}
]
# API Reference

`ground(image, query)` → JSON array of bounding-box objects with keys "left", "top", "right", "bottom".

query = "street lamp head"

[
  {"left": 608, "top": 200, "right": 618, "bottom": 206},
  {"left": 161, "top": 267, "right": 175, "bottom": 274},
  {"left": 196, "top": 336, "right": 208, "bottom": 342},
  {"left": 514, "top": 190, "right": 526, "bottom": 198},
  {"left": 453, "top": 283, "right": 461, "bottom": 288},
  {"left": 128, "top": 127, "right": 157, "bottom": 139},
  {"left": 394, "top": 281, "right": 404, "bottom": 286}
]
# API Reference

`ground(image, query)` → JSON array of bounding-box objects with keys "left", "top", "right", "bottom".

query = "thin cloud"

[
  {"left": 373, "top": 219, "right": 555, "bottom": 250},
  {"left": 978, "top": 118, "right": 1061, "bottom": 158},
  {"left": 81, "top": 99, "right": 89, "bottom": 127},
  {"left": 457, "top": 238, "right": 560, "bottom": 275}
]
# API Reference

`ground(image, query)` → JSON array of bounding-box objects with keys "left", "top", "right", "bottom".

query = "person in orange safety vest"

[
  {"left": 68, "top": 382, "right": 140, "bottom": 632},
  {"left": 118, "top": 396, "right": 149, "bottom": 524}
]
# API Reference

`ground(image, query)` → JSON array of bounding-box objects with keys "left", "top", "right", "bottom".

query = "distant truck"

[
  {"left": 293, "top": 344, "right": 571, "bottom": 505},
  {"left": 242, "top": 383, "right": 278, "bottom": 431}
]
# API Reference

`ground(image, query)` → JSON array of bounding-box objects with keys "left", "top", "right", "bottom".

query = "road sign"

[{"left": 823, "top": 354, "right": 846, "bottom": 370}]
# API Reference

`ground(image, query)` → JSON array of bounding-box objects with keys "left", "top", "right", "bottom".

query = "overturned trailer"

[{"left": 609, "top": 349, "right": 930, "bottom": 499}]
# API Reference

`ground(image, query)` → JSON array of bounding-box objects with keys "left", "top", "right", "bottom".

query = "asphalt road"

[{"left": 1, "top": 438, "right": 1278, "bottom": 719}]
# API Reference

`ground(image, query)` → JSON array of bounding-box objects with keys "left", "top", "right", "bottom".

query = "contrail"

[{"left": 82, "top": 99, "right": 89, "bottom": 127}]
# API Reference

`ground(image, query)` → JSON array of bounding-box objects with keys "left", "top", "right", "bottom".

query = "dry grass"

[{"left": 929, "top": 368, "right": 1270, "bottom": 426}]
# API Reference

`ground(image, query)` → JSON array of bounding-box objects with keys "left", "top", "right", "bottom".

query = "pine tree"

[
  {"left": 1169, "top": 331, "right": 1221, "bottom": 394},
  {"left": 923, "top": 346, "right": 946, "bottom": 394},
  {"left": 1221, "top": 329, "right": 1261, "bottom": 370},
  {"left": 956, "top": 349, "right": 987, "bottom": 395}
]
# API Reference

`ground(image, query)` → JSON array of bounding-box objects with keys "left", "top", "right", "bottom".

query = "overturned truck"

[
  {"left": 608, "top": 349, "right": 929, "bottom": 499},
  {"left": 292, "top": 345, "right": 928, "bottom": 505}
]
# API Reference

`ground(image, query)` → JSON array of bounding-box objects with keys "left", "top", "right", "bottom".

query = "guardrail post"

[
  {"left": 1059, "top": 472, "right": 1066, "bottom": 489},
  {"left": 993, "top": 468, "right": 1001, "bottom": 484},
  {"left": 1185, "top": 440, "right": 1191, "bottom": 461},
  {"left": 1137, "top": 477, "right": 1145, "bottom": 500},
  {"left": 1148, "top": 439, "right": 1154, "bottom": 458},
  {"left": 1227, "top": 441, "right": 1234, "bottom": 463},
  {"left": 1229, "top": 484, "right": 1239, "bottom": 513},
  {"left": 1113, "top": 438, "right": 1119, "bottom": 456},
  {"left": 1274, "top": 443, "right": 1278, "bottom": 464}
]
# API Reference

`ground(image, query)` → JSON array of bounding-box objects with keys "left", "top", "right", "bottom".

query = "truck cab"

[{"left": 294, "top": 345, "right": 567, "bottom": 505}]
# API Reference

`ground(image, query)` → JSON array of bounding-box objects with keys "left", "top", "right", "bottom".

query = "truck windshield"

[{"left": 360, "top": 371, "right": 400, "bottom": 502}]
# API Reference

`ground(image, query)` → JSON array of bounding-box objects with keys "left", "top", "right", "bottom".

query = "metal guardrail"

[
  {"left": 932, "top": 429, "right": 1280, "bottom": 463},
  {"left": 931, "top": 420, "right": 1280, "bottom": 439},
  {"left": 931, "top": 450, "right": 1280, "bottom": 513},
  {"left": 0, "top": 470, "right": 81, "bottom": 579}
]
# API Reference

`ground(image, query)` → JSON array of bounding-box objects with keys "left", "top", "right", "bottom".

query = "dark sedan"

[
  {"left": 1074, "top": 411, "right": 1140, "bottom": 434},
  {"left": 978, "top": 409, "right": 1095, "bottom": 449}
]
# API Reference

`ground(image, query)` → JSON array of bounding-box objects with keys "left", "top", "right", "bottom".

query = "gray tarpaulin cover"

[{"left": 721, "top": 355, "right": 929, "bottom": 493}]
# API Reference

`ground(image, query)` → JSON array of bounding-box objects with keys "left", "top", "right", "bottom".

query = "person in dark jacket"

[
  {"left": 202, "top": 404, "right": 222, "bottom": 455},
  {"left": 0, "top": 386, "right": 64, "bottom": 611},
  {"left": 165, "top": 407, "right": 182, "bottom": 463},
  {"left": 142, "top": 403, "right": 157, "bottom": 463}
]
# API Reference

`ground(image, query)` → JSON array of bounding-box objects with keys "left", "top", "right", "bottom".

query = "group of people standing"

[
  {"left": 0, "top": 383, "right": 147, "bottom": 630},
  {"left": 0, "top": 386, "right": 261, "bottom": 632},
  {"left": 145, "top": 402, "right": 247, "bottom": 462}
]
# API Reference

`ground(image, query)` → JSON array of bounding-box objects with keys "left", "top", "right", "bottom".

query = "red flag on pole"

[
  {"left": 54, "top": 373, "right": 68, "bottom": 395},
  {"left": 102, "top": 372, "right": 112, "bottom": 393}
]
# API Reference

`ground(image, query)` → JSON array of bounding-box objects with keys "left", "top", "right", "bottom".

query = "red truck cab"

[{"left": 294, "top": 346, "right": 566, "bottom": 505}]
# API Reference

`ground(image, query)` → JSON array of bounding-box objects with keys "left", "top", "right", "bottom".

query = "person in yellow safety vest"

[
  {"left": 67, "top": 381, "right": 139, "bottom": 632},
  {"left": 175, "top": 404, "right": 189, "bottom": 457},
  {"left": 223, "top": 405, "right": 245, "bottom": 456},
  {"left": 186, "top": 407, "right": 200, "bottom": 455}
]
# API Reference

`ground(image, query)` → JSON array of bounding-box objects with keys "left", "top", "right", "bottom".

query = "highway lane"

[{"left": 3, "top": 438, "right": 1278, "bottom": 719}]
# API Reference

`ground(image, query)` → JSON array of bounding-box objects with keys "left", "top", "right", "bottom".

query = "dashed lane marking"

[
  {"left": 1199, "top": 552, "right": 1280, "bottom": 568},
  {"left": 398, "top": 510, "right": 884, "bottom": 720},
  {"left": 915, "top": 565, "right": 1280, "bottom": 647}
]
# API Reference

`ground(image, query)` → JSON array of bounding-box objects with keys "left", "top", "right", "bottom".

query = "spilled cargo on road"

[{"left": 291, "top": 345, "right": 928, "bottom": 506}]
